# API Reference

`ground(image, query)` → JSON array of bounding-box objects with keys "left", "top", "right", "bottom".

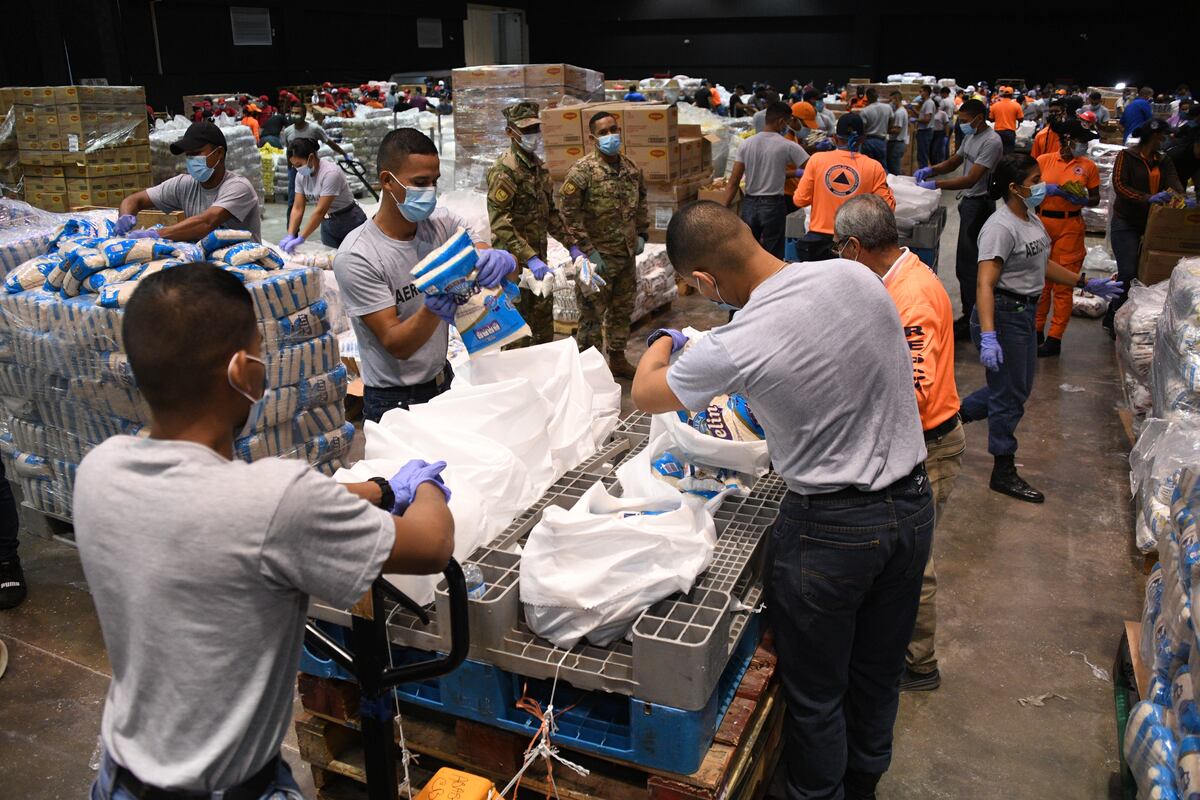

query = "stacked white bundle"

[
  {"left": 1117, "top": 280, "right": 1171, "bottom": 430},
  {"left": 0, "top": 221, "right": 350, "bottom": 520},
  {"left": 323, "top": 108, "right": 426, "bottom": 185},
  {"left": 150, "top": 117, "right": 264, "bottom": 203},
  {"left": 1151, "top": 258, "right": 1200, "bottom": 422},
  {"left": 887, "top": 175, "right": 941, "bottom": 234},
  {"left": 1084, "top": 142, "right": 1123, "bottom": 232}
]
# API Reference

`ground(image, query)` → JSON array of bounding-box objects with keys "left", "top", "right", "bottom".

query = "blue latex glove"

[
  {"left": 1187, "top": 198, "right": 1198, "bottom": 209},
  {"left": 814, "top": 140, "right": 836, "bottom": 152},
  {"left": 526, "top": 256, "right": 551, "bottom": 280},
  {"left": 916, "top": 177, "right": 938, "bottom": 190},
  {"left": 792, "top": 167, "right": 805, "bottom": 179},
  {"left": 1085, "top": 277, "right": 1124, "bottom": 300},
  {"left": 1045, "top": 183, "right": 1063, "bottom": 197},
  {"left": 114, "top": 214, "right": 137, "bottom": 236},
  {"left": 126, "top": 228, "right": 159, "bottom": 239},
  {"left": 388, "top": 459, "right": 451, "bottom": 514},
  {"left": 424, "top": 293, "right": 459, "bottom": 324},
  {"left": 647, "top": 328, "right": 689, "bottom": 353},
  {"left": 979, "top": 331, "right": 1003, "bottom": 372},
  {"left": 635, "top": 235, "right": 646, "bottom": 255},
  {"left": 588, "top": 250, "right": 608, "bottom": 275},
  {"left": 1149, "top": 191, "right": 1173, "bottom": 204},
  {"left": 281, "top": 234, "right": 304, "bottom": 254},
  {"left": 914, "top": 167, "right": 934, "bottom": 183},
  {"left": 569, "top": 246, "right": 585, "bottom": 261},
  {"left": 474, "top": 248, "right": 517, "bottom": 288}
]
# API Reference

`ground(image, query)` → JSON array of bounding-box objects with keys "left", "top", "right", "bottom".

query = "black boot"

[
  {"left": 1037, "top": 336, "right": 1061, "bottom": 358},
  {"left": 990, "top": 455, "right": 1044, "bottom": 503},
  {"left": 0, "top": 557, "right": 27, "bottom": 609},
  {"left": 1036, "top": 330, "right": 1045, "bottom": 346},
  {"left": 844, "top": 768, "right": 882, "bottom": 800}
]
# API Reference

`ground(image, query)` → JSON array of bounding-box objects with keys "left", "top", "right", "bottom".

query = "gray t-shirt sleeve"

[
  {"left": 977, "top": 217, "right": 1016, "bottom": 264},
  {"left": 333, "top": 246, "right": 396, "bottom": 317},
  {"left": 146, "top": 175, "right": 186, "bottom": 212},
  {"left": 312, "top": 125, "right": 328, "bottom": 143},
  {"left": 260, "top": 468, "right": 395, "bottom": 608},
  {"left": 975, "top": 135, "right": 1003, "bottom": 170},
  {"left": 666, "top": 333, "right": 744, "bottom": 412},
  {"left": 788, "top": 140, "right": 809, "bottom": 166},
  {"left": 317, "top": 162, "right": 346, "bottom": 196},
  {"left": 213, "top": 177, "right": 259, "bottom": 226}
]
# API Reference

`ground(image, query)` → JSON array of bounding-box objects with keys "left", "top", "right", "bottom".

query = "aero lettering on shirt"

[
  {"left": 824, "top": 165, "right": 861, "bottom": 196},
  {"left": 395, "top": 283, "right": 422, "bottom": 305},
  {"left": 1024, "top": 238, "right": 1049, "bottom": 259}
]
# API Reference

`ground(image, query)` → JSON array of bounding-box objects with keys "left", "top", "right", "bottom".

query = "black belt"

[
  {"left": 1040, "top": 209, "right": 1082, "bottom": 219},
  {"left": 865, "top": 134, "right": 886, "bottom": 140},
  {"left": 366, "top": 362, "right": 452, "bottom": 402},
  {"left": 995, "top": 287, "right": 1040, "bottom": 304},
  {"left": 924, "top": 413, "right": 961, "bottom": 443},
  {"left": 115, "top": 756, "right": 278, "bottom": 800},
  {"left": 325, "top": 203, "right": 363, "bottom": 218},
  {"left": 790, "top": 463, "right": 927, "bottom": 505}
]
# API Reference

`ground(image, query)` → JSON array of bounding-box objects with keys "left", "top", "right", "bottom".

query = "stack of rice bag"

[
  {"left": 1117, "top": 281, "right": 1170, "bottom": 436},
  {"left": 1130, "top": 468, "right": 1200, "bottom": 797},
  {"left": 1151, "top": 258, "right": 1200, "bottom": 423},
  {"left": 0, "top": 218, "right": 351, "bottom": 520}
]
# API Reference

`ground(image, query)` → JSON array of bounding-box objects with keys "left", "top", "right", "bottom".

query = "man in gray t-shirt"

[
  {"left": 631, "top": 201, "right": 931, "bottom": 800},
  {"left": 858, "top": 90, "right": 892, "bottom": 168},
  {"left": 116, "top": 120, "right": 262, "bottom": 242},
  {"left": 75, "top": 264, "right": 455, "bottom": 799}
]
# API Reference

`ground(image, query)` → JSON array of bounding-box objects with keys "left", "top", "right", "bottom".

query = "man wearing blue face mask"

[
  {"left": 115, "top": 121, "right": 262, "bottom": 242},
  {"left": 333, "top": 128, "right": 517, "bottom": 423}
]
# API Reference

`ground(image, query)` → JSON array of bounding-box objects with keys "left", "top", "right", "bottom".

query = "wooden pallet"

[{"left": 295, "top": 645, "right": 782, "bottom": 800}]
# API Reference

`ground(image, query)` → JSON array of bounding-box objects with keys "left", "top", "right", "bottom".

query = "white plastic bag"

[
  {"left": 648, "top": 406, "right": 771, "bottom": 479},
  {"left": 579, "top": 347, "right": 621, "bottom": 446},
  {"left": 520, "top": 481, "right": 717, "bottom": 648}
]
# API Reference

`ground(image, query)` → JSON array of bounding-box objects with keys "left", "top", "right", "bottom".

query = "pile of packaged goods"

[
  {"left": 1083, "top": 142, "right": 1123, "bottom": 233},
  {"left": 1116, "top": 280, "right": 1171, "bottom": 432},
  {"left": 1150, "top": 257, "right": 1200, "bottom": 421},
  {"left": 260, "top": 143, "right": 282, "bottom": 201},
  {"left": 11, "top": 85, "right": 152, "bottom": 213},
  {"left": 0, "top": 203, "right": 350, "bottom": 520},
  {"left": 0, "top": 89, "right": 21, "bottom": 200},
  {"left": 453, "top": 64, "right": 604, "bottom": 192},
  {"left": 150, "top": 117, "right": 263, "bottom": 203},
  {"left": 544, "top": 238, "right": 678, "bottom": 327},
  {"left": 1127, "top": 468, "right": 1200, "bottom": 796},
  {"left": 322, "top": 107, "right": 430, "bottom": 188}
]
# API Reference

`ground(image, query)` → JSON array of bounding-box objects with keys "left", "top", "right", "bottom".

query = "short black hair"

[
  {"left": 286, "top": 138, "right": 319, "bottom": 160},
  {"left": 988, "top": 153, "right": 1038, "bottom": 202},
  {"left": 666, "top": 201, "right": 747, "bottom": 276},
  {"left": 588, "top": 110, "right": 616, "bottom": 133},
  {"left": 291, "top": 102, "right": 306, "bottom": 114},
  {"left": 959, "top": 98, "right": 986, "bottom": 117},
  {"left": 803, "top": 88, "right": 821, "bottom": 102},
  {"left": 376, "top": 127, "right": 438, "bottom": 175},
  {"left": 124, "top": 264, "right": 256, "bottom": 412},
  {"left": 1089, "top": 91, "right": 1102, "bottom": 102},
  {"left": 939, "top": 87, "right": 950, "bottom": 95},
  {"left": 764, "top": 101, "right": 793, "bottom": 125},
  {"left": 866, "top": 88, "right": 878, "bottom": 101}
]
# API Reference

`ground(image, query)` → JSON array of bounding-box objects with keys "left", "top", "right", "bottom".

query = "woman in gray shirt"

[
  {"left": 961, "top": 154, "right": 1122, "bottom": 503},
  {"left": 280, "top": 138, "right": 366, "bottom": 251}
]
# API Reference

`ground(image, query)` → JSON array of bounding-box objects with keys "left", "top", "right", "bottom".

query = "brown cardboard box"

[
  {"left": 626, "top": 145, "right": 679, "bottom": 182},
  {"left": 698, "top": 179, "right": 740, "bottom": 214},
  {"left": 1141, "top": 206, "right": 1200, "bottom": 255},
  {"left": 540, "top": 105, "right": 585, "bottom": 146},
  {"left": 644, "top": 179, "right": 701, "bottom": 205},
  {"left": 451, "top": 65, "right": 525, "bottom": 89},
  {"left": 136, "top": 210, "right": 185, "bottom": 229},
  {"left": 622, "top": 105, "right": 677, "bottom": 146},
  {"left": 29, "top": 189, "right": 68, "bottom": 212},
  {"left": 545, "top": 144, "right": 586, "bottom": 179},
  {"left": 525, "top": 64, "right": 573, "bottom": 88},
  {"left": 679, "top": 136, "right": 703, "bottom": 176},
  {"left": 1137, "top": 249, "right": 1187, "bottom": 286}
]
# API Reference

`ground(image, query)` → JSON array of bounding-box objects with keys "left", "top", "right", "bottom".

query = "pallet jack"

[
  {"left": 303, "top": 559, "right": 502, "bottom": 799},
  {"left": 337, "top": 158, "right": 380, "bottom": 202}
]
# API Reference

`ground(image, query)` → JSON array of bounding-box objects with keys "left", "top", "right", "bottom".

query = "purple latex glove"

[
  {"left": 1045, "top": 183, "right": 1063, "bottom": 197},
  {"left": 113, "top": 214, "right": 137, "bottom": 236},
  {"left": 792, "top": 167, "right": 805, "bottom": 178},
  {"left": 569, "top": 246, "right": 585, "bottom": 261},
  {"left": 126, "top": 228, "right": 159, "bottom": 239},
  {"left": 526, "top": 256, "right": 551, "bottom": 280},
  {"left": 424, "top": 293, "right": 459, "bottom": 324},
  {"left": 387, "top": 459, "right": 451, "bottom": 514},
  {"left": 916, "top": 177, "right": 938, "bottom": 190},
  {"left": 979, "top": 331, "right": 1003, "bottom": 372},
  {"left": 1187, "top": 198, "right": 1198, "bottom": 209},
  {"left": 647, "top": 328, "right": 689, "bottom": 354},
  {"left": 474, "top": 248, "right": 517, "bottom": 288},
  {"left": 814, "top": 140, "right": 836, "bottom": 152},
  {"left": 1084, "top": 277, "right": 1124, "bottom": 301},
  {"left": 914, "top": 167, "right": 934, "bottom": 183},
  {"left": 1149, "top": 191, "right": 1173, "bottom": 204},
  {"left": 281, "top": 234, "right": 304, "bottom": 254}
]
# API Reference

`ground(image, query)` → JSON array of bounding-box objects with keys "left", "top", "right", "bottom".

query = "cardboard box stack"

[
  {"left": 11, "top": 86, "right": 152, "bottom": 212},
  {"left": 451, "top": 64, "right": 603, "bottom": 192},
  {"left": 0, "top": 89, "right": 21, "bottom": 200},
  {"left": 541, "top": 103, "right": 718, "bottom": 243},
  {"left": 1139, "top": 207, "right": 1200, "bottom": 286}
]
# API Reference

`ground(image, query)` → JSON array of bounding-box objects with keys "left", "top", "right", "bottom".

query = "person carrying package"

[
  {"left": 1033, "top": 119, "right": 1102, "bottom": 358},
  {"left": 559, "top": 110, "right": 649, "bottom": 379},
  {"left": 792, "top": 113, "right": 894, "bottom": 262},
  {"left": 989, "top": 86, "right": 1024, "bottom": 154},
  {"left": 333, "top": 128, "right": 517, "bottom": 422},
  {"left": 961, "top": 154, "right": 1122, "bottom": 503},
  {"left": 74, "top": 264, "right": 455, "bottom": 800},
  {"left": 833, "top": 194, "right": 963, "bottom": 694},
  {"left": 632, "top": 200, "right": 933, "bottom": 800},
  {"left": 281, "top": 138, "right": 366, "bottom": 252},
  {"left": 914, "top": 98, "right": 1004, "bottom": 339},
  {"left": 857, "top": 88, "right": 892, "bottom": 168},
  {"left": 487, "top": 101, "right": 574, "bottom": 345},
  {"left": 723, "top": 101, "right": 809, "bottom": 259},
  {"left": 1030, "top": 97, "right": 1065, "bottom": 159},
  {"left": 282, "top": 103, "right": 347, "bottom": 224},
  {"left": 114, "top": 121, "right": 262, "bottom": 244}
]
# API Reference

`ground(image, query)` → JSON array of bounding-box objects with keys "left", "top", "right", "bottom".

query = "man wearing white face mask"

[
  {"left": 486, "top": 101, "right": 575, "bottom": 345},
  {"left": 115, "top": 121, "right": 262, "bottom": 242},
  {"left": 334, "top": 128, "right": 517, "bottom": 422}
]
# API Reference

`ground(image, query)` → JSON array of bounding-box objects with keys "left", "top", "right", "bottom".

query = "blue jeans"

[
  {"left": 767, "top": 468, "right": 934, "bottom": 800},
  {"left": 885, "top": 140, "right": 905, "bottom": 175},
  {"left": 997, "top": 129, "right": 1016, "bottom": 154},
  {"left": 931, "top": 131, "right": 948, "bottom": 164},
  {"left": 740, "top": 195, "right": 789, "bottom": 259},
  {"left": 961, "top": 297, "right": 1037, "bottom": 456},
  {"left": 955, "top": 196, "right": 996, "bottom": 319},
  {"left": 362, "top": 364, "right": 453, "bottom": 424},
  {"left": 915, "top": 128, "right": 933, "bottom": 169},
  {"left": 319, "top": 204, "right": 368, "bottom": 248},
  {"left": 1105, "top": 214, "right": 1144, "bottom": 326},
  {"left": 860, "top": 137, "right": 887, "bottom": 169},
  {"left": 91, "top": 750, "right": 303, "bottom": 800},
  {"left": 796, "top": 231, "right": 834, "bottom": 263}
]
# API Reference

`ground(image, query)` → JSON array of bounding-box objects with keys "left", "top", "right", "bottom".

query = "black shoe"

[
  {"left": 0, "top": 558, "right": 27, "bottom": 609},
  {"left": 953, "top": 316, "right": 970, "bottom": 341},
  {"left": 1036, "top": 331, "right": 1046, "bottom": 346},
  {"left": 990, "top": 459, "right": 1045, "bottom": 504},
  {"left": 1037, "top": 336, "right": 1061, "bottom": 358},
  {"left": 900, "top": 667, "right": 941, "bottom": 692},
  {"left": 843, "top": 768, "right": 882, "bottom": 800}
]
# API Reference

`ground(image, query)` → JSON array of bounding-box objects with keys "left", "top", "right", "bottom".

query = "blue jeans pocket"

[{"left": 798, "top": 532, "right": 880, "bottom": 613}]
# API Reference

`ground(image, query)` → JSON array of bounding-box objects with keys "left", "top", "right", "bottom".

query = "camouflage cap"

[{"left": 503, "top": 101, "right": 541, "bottom": 129}]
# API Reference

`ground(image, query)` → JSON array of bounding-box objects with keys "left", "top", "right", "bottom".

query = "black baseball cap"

[
  {"left": 1135, "top": 118, "right": 1173, "bottom": 139},
  {"left": 1052, "top": 118, "right": 1099, "bottom": 142},
  {"left": 169, "top": 121, "right": 227, "bottom": 155},
  {"left": 836, "top": 112, "right": 864, "bottom": 137}
]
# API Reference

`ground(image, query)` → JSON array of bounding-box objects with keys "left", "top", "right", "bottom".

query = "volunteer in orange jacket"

[
  {"left": 1034, "top": 119, "right": 1101, "bottom": 357},
  {"left": 989, "top": 87, "right": 1023, "bottom": 153},
  {"left": 793, "top": 113, "right": 894, "bottom": 261},
  {"left": 1030, "top": 98, "right": 1065, "bottom": 158}
]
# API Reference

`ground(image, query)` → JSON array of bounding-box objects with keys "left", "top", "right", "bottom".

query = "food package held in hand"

[
  {"left": 573, "top": 254, "right": 607, "bottom": 296},
  {"left": 411, "top": 227, "right": 480, "bottom": 297},
  {"left": 451, "top": 282, "right": 530, "bottom": 355}
]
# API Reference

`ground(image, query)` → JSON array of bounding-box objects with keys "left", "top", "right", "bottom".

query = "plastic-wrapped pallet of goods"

[
  {"left": 1150, "top": 257, "right": 1200, "bottom": 422},
  {"left": 0, "top": 88, "right": 21, "bottom": 201},
  {"left": 323, "top": 107, "right": 429, "bottom": 189},
  {"left": 1084, "top": 142, "right": 1123, "bottom": 234},
  {"left": 1116, "top": 280, "right": 1171, "bottom": 434},
  {"left": 452, "top": 64, "right": 603, "bottom": 192},
  {"left": 150, "top": 117, "right": 263, "bottom": 203}
]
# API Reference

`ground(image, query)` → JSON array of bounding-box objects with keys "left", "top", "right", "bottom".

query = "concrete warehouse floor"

[{"left": 0, "top": 191, "right": 1143, "bottom": 799}]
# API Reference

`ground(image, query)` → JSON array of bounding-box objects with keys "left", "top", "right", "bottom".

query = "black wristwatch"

[
  {"left": 368, "top": 477, "right": 395, "bottom": 511},
  {"left": 1075, "top": 273, "right": 1088, "bottom": 290}
]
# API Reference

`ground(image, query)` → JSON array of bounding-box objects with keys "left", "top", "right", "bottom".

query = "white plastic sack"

[
  {"left": 520, "top": 481, "right": 717, "bottom": 648},
  {"left": 648, "top": 408, "right": 771, "bottom": 479},
  {"left": 887, "top": 175, "right": 941, "bottom": 230},
  {"left": 579, "top": 347, "right": 621, "bottom": 446}
]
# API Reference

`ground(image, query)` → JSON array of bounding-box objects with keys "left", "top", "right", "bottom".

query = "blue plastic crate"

[{"left": 300, "top": 615, "right": 761, "bottom": 774}]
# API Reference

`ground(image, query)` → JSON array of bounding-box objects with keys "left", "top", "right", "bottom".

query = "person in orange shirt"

[
  {"left": 1035, "top": 119, "right": 1101, "bottom": 357},
  {"left": 793, "top": 113, "right": 894, "bottom": 261},
  {"left": 989, "top": 87, "right": 1023, "bottom": 153},
  {"left": 833, "top": 193, "right": 963, "bottom": 693},
  {"left": 1030, "top": 98, "right": 1065, "bottom": 158},
  {"left": 849, "top": 85, "right": 868, "bottom": 110},
  {"left": 240, "top": 104, "right": 261, "bottom": 145}
]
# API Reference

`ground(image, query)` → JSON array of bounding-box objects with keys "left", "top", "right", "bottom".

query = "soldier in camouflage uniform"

[
  {"left": 559, "top": 109, "right": 649, "bottom": 378},
  {"left": 486, "top": 101, "right": 573, "bottom": 345}
]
